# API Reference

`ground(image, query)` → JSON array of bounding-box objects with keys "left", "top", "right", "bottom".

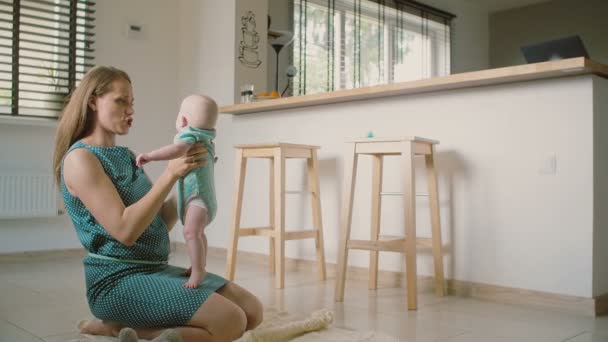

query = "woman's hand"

[{"left": 166, "top": 142, "right": 208, "bottom": 180}]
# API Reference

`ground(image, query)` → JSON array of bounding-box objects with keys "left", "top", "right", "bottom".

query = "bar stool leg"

[
  {"left": 426, "top": 146, "right": 445, "bottom": 296},
  {"left": 226, "top": 149, "right": 247, "bottom": 281},
  {"left": 269, "top": 158, "right": 275, "bottom": 274},
  {"left": 274, "top": 148, "right": 286, "bottom": 289},
  {"left": 308, "top": 151, "right": 327, "bottom": 281},
  {"left": 369, "top": 154, "right": 383, "bottom": 290},
  {"left": 401, "top": 141, "right": 418, "bottom": 310},
  {"left": 335, "top": 143, "right": 358, "bottom": 301}
]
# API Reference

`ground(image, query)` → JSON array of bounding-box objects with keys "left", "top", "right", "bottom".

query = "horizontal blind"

[
  {"left": 0, "top": 0, "right": 95, "bottom": 118},
  {"left": 294, "top": 0, "right": 453, "bottom": 96}
]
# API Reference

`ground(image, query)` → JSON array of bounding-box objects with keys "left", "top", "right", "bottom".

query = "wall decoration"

[{"left": 238, "top": 11, "right": 262, "bottom": 68}]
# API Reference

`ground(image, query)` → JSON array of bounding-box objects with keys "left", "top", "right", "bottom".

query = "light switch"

[{"left": 125, "top": 23, "right": 144, "bottom": 40}]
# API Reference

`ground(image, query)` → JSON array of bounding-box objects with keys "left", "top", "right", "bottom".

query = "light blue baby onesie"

[{"left": 174, "top": 127, "right": 217, "bottom": 224}]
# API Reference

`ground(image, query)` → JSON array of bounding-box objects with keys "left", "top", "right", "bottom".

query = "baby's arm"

[{"left": 136, "top": 142, "right": 191, "bottom": 167}]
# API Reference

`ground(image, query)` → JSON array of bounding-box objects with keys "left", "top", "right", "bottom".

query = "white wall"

[
  {"left": 424, "top": 0, "right": 490, "bottom": 74},
  {"left": 216, "top": 76, "right": 595, "bottom": 297},
  {"left": 177, "top": 1, "right": 236, "bottom": 107},
  {"left": 177, "top": 0, "right": 491, "bottom": 259},
  {"left": 2, "top": 0, "right": 599, "bottom": 299},
  {"left": 0, "top": 124, "right": 80, "bottom": 253},
  {"left": 490, "top": 0, "right": 608, "bottom": 68},
  {"left": 173, "top": 0, "right": 238, "bottom": 243},
  {"left": 2, "top": 0, "right": 492, "bottom": 269},
  {"left": 593, "top": 76, "right": 608, "bottom": 296},
  {"left": 0, "top": 0, "right": 181, "bottom": 253},
  {"left": 182, "top": 0, "right": 492, "bottom": 283}
]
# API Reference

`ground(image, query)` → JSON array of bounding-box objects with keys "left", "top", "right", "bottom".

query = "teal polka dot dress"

[{"left": 61, "top": 141, "right": 227, "bottom": 328}]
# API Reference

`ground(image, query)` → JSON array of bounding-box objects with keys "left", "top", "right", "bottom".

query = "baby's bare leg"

[
  {"left": 182, "top": 205, "right": 208, "bottom": 288},
  {"left": 184, "top": 231, "right": 207, "bottom": 276},
  {"left": 203, "top": 229, "right": 208, "bottom": 268}
]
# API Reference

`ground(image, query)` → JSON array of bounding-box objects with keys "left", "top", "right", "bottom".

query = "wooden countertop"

[{"left": 220, "top": 58, "right": 608, "bottom": 115}]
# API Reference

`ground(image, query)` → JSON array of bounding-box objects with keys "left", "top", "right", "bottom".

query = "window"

[
  {"left": 293, "top": 0, "right": 453, "bottom": 95},
  {"left": 0, "top": 0, "right": 95, "bottom": 118}
]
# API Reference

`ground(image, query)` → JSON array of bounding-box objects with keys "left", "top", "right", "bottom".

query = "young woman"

[{"left": 53, "top": 66, "right": 262, "bottom": 341}]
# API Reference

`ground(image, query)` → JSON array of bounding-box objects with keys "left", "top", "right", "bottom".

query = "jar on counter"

[{"left": 240, "top": 84, "right": 254, "bottom": 103}]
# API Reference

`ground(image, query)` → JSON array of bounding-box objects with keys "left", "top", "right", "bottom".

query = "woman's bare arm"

[
  {"left": 63, "top": 144, "right": 206, "bottom": 246},
  {"left": 161, "top": 193, "right": 178, "bottom": 231}
]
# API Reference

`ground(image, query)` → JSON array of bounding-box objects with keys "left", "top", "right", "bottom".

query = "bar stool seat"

[
  {"left": 226, "top": 143, "right": 327, "bottom": 289},
  {"left": 334, "top": 137, "right": 445, "bottom": 310}
]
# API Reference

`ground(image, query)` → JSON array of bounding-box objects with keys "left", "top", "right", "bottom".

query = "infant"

[{"left": 136, "top": 94, "right": 218, "bottom": 288}]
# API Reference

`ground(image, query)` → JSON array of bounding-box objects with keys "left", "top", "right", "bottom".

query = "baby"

[{"left": 136, "top": 94, "right": 218, "bottom": 288}]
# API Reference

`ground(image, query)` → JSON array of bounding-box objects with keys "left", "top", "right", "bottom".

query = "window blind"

[
  {"left": 0, "top": 0, "right": 95, "bottom": 118},
  {"left": 294, "top": 0, "right": 453, "bottom": 95}
]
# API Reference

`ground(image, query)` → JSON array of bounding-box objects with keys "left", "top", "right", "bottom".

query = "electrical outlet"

[{"left": 539, "top": 154, "right": 557, "bottom": 175}]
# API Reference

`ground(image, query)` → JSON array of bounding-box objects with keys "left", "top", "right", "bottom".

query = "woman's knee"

[
  {"left": 245, "top": 294, "right": 263, "bottom": 330},
  {"left": 217, "top": 282, "right": 264, "bottom": 330},
  {"left": 212, "top": 303, "right": 247, "bottom": 341},
  {"left": 189, "top": 294, "right": 247, "bottom": 341}
]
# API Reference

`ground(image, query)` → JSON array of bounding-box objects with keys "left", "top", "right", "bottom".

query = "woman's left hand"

[
  {"left": 166, "top": 142, "right": 208, "bottom": 180},
  {"left": 186, "top": 142, "right": 209, "bottom": 165}
]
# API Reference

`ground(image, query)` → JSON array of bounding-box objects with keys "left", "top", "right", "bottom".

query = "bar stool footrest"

[
  {"left": 285, "top": 230, "right": 318, "bottom": 240},
  {"left": 347, "top": 236, "right": 433, "bottom": 252},
  {"left": 239, "top": 227, "right": 274, "bottom": 237}
]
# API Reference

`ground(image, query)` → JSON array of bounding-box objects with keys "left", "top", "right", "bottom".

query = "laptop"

[{"left": 521, "top": 35, "right": 589, "bottom": 63}]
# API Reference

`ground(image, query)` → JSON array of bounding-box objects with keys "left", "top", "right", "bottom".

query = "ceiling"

[{"left": 463, "top": 0, "right": 554, "bottom": 13}]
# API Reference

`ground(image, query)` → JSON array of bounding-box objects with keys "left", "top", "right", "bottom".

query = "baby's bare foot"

[{"left": 183, "top": 269, "right": 207, "bottom": 288}]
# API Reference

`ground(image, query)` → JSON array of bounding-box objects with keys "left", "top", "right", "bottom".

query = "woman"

[{"left": 53, "top": 66, "right": 262, "bottom": 341}]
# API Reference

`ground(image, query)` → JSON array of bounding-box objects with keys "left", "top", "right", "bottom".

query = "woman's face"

[{"left": 90, "top": 79, "right": 134, "bottom": 135}]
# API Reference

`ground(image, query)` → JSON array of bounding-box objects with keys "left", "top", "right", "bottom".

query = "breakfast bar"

[{"left": 215, "top": 58, "right": 608, "bottom": 314}]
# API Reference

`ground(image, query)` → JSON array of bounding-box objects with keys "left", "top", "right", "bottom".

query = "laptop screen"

[{"left": 521, "top": 35, "right": 589, "bottom": 64}]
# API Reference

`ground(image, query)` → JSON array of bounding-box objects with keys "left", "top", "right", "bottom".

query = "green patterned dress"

[{"left": 61, "top": 141, "right": 227, "bottom": 328}]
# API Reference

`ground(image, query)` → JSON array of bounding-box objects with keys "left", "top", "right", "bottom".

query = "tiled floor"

[{"left": 2, "top": 250, "right": 608, "bottom": 342}]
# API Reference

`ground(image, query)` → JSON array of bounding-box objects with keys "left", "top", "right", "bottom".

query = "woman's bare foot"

[
  {"left": 183, "top": 269, "right": 206, "bottom": 288},
  {"left": 77, "top": 319, "right": 121, "bottom": 337}
]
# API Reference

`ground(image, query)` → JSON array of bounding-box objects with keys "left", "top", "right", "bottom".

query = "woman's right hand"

[{"left": 167, "top": 142, "right": 208, "bottom": 179}]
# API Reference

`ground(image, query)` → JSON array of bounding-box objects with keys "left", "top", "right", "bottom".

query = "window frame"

[
  {"left": 293, "top": 0, "right": 453, "bottom": 95},
  {"left": 0, "top": 0, "right": 95, "bottom": 119}
]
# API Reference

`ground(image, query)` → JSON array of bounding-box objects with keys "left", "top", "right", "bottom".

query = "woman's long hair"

[{"left": 53, "top": 66, "right": 131, "bottom": 186}]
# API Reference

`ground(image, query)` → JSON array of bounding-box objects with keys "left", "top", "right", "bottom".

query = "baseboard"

[
  {"left": 2, "top": 244, "right": 602, "bottom": 316},
  {"left": 446, "top": 278, "right": 597, "bottom": 316},
  {"left": 172, "top": 242, "right": 602, "bottom": 317}
]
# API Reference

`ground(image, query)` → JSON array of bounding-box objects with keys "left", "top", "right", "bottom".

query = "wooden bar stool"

[
  {"left": 225, "top": 143, "right": 327, "bottom": 289},
  {"left": 334, "top": 137, "right": 445, "bottom": 310}
]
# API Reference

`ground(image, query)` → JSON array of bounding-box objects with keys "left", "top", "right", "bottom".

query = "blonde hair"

[
  {"left": 180, "top": 94, "right": 218, "bottom": 129},
  {"left": 53, "top": 66, "right": 131, "bottom": 186}
]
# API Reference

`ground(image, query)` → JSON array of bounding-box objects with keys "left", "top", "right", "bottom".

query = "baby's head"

[{"left": 176, "top": 94, "right": 218, "bottom": 131}]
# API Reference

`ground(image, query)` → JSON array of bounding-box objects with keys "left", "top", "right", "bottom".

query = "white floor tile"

[{"left": 1, "top": 249, "right": 606, "bottom": 342}]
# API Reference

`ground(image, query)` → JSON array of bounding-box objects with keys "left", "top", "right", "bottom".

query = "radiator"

[{"left": 0, "top": 173, "right": 62, "bottom": 218}]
